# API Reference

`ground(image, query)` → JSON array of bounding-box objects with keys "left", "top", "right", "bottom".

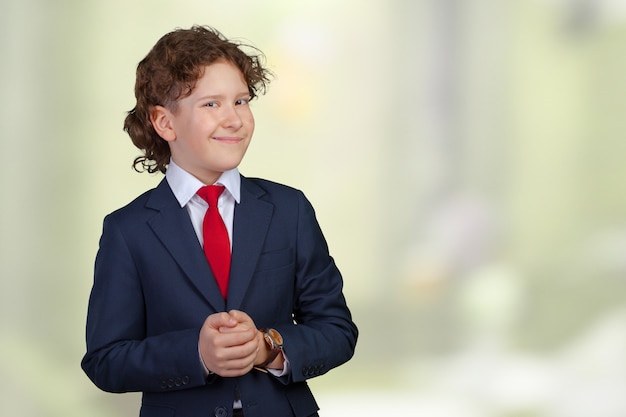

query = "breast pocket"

[
  {"left": 255, "top": 248, "right": 294, "bottom": 273},
  {"left": 253, "top": 248, "right": 296, "bottom": 299}
]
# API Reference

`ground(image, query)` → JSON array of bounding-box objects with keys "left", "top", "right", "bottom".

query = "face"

[{"left": 152, "top": 60, "right": 254, "bottom": 185}]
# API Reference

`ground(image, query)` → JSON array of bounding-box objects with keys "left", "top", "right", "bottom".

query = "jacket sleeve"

[
  {"left": 276, "top": 191, "right": 358, "bottom": 384},
  {"left": 80, "top": 214, "right": 207, "bottom": 393}
]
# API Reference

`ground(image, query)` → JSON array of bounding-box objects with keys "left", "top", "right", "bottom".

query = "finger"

[
  {"left": 204, "top": 312, "right": 238, "bottom": 330},
  {"left": 219, "top": 342, "right": 259, "bottom": 370},
  {"left": 218, "top": 323, "right": 255, "bottom": 333},
  {"left": 217, "top": 327, "right": 258, "bottom": 347},
  {"left": 228, "top": 310, "right": 255, "bottom": 327}
]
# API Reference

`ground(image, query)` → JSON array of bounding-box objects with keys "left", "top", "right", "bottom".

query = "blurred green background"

[{"left": 1, "top": 0, "right": 626, "bottom": 416}]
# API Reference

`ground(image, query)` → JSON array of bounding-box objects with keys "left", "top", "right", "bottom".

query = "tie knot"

[{"left": 197, "top": 185, "right": 225, "bottom": 207}]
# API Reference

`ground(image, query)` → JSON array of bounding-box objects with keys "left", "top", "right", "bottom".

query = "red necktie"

[{"left": 197, "top": 185, "right": 231, "bottom": 298}]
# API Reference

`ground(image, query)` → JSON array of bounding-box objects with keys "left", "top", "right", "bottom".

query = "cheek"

[{"left": 243, "top": 110, "right": 255, "bottom": 129}]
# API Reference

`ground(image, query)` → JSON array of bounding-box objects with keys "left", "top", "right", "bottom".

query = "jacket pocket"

[{"left": 255, "top": 248, "right": 294, "bottom": 272}]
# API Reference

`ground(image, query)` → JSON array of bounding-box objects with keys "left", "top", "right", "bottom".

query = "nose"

[{"left": 221, "top": 105, "right": 243, "bottom": 130}]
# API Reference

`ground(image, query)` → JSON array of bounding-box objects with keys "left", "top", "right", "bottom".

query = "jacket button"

[{"left": 214, "top": 406, "right": 227, "bottom": 417}]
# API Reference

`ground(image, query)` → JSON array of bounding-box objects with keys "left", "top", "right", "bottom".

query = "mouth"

[{"left": 212, "top": 136, "right": 243, "bottom": 144}]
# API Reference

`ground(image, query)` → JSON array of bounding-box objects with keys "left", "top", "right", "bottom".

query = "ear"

[{"left": 150, "top": 105, "right": 176, "bottom": 142}]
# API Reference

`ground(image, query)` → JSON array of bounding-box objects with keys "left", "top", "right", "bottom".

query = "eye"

[
  {"left": 235, "top": 97, "right": 250, "bottom": 106},
  {"left": 205, "top": 101, "right": 218, "bottom": 108}
]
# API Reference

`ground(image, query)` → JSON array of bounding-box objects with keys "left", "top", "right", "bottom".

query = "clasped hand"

[{"left": 198, "top": 310, "right": 269, "bottom": 377}]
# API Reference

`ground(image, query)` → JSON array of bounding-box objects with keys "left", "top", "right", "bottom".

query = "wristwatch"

[{"left": 261, "top": 328, "right": 283, "bottom": 366}]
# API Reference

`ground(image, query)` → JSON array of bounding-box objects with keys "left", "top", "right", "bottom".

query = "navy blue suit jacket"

[{"left": 81, "top": 176, "right": 358, "bottom": 417}]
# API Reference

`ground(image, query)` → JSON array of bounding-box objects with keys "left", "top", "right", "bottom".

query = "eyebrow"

[{"left": 196, "top": 91, "right": 251, "bottom": 101}]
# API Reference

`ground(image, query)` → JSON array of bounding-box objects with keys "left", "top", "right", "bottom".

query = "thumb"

[
  {"left": 205, "top": 311, "right": 238, "bottom": 330},
  {"left": 228, "top": 310, "right": 256, "bottom": 328}
]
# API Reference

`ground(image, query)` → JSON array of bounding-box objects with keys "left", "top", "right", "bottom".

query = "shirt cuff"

[
  {"left": 199, "top": 346, "right": 211, "bottom": 377},
  {"left": 267, "top": 351, "right": 291, "bottom": 377}
]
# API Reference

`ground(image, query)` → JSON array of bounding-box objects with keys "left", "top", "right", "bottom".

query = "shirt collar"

[{"left": 165, "top": 159, "right": 241, "bottom": 207}]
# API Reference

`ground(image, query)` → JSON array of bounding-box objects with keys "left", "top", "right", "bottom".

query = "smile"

[{"left": 212, "top": 137, "right": 243, "bottom": 144}]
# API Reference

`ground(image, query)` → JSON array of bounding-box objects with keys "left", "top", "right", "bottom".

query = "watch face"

[{"left": 268, "top": 328, "right": 283, "bottom": 346}]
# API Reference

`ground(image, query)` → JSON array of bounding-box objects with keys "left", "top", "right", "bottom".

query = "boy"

[{"left": 81, "top": 26, "right": 358, "bottom": 417}]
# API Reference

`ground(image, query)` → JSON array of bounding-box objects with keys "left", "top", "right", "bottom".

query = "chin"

[
  {"left": 217, "top": 161, "right": 243, "bottom": 172},
  {"left": 223, "top": 155, "right": 247, "bottom": 169}
]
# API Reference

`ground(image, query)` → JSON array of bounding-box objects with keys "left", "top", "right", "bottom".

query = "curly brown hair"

[{"left": 124, "top": 25, "right": 272, "bottom": 174}]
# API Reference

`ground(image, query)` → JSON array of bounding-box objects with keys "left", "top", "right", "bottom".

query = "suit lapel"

[
  {"left": 146, "top": 179, "right": 226, "bottom": 311},
  {"left": 227, "top": 177, "right": 273, "bottom": 310}
]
